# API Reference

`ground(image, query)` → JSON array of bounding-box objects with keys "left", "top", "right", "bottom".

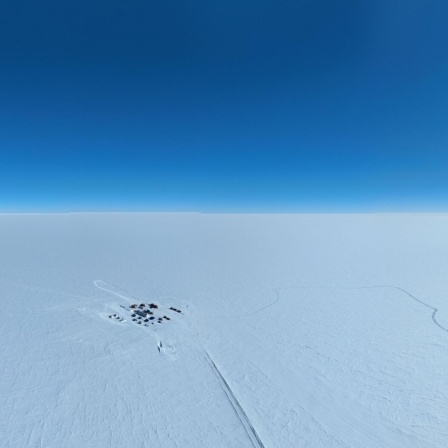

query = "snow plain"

[{"left": 0, "top": 213, "right": 447, "bottom": 447}]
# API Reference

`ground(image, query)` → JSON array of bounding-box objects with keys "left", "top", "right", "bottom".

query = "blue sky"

[{"left": 1, "top": 0, "right": 448, "bottom": 212}]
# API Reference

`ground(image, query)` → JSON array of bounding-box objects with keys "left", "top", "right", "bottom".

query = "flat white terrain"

[{"left": 0, "top": 213, "right": 447, "bottom": 447}]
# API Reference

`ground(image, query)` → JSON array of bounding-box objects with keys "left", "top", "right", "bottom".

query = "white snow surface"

[{"left": 0, "top": 213, "right": 447, "bottom": 447}]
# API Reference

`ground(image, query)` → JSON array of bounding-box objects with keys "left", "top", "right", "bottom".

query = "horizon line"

[{"left": 2, "top": 210, "right": 448, "bottom": 216}]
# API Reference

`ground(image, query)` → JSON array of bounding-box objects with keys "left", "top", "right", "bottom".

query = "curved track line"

[
  {"left": 361, "top": 285, "right": 447, "bottom": 333},
  {"left": 276, "top": 285, "right": 448, "bottom": 333}
]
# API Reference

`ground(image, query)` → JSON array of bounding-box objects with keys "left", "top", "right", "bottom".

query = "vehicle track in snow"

[
  {"left": 203, "top": 350, "right": 266, "bottom": 448},
  {"left": 298, "top": 285, "right": 448, "bottom": 333},
  {"left": 287, "top": 285, "right": 448, "bottom": 333},
  {"left": 94, "top": 280, "right": 141, "bottom": 304},
  {"left": 218, "top": 283, "right": 447, "bottom": 333},
  {"left": 217, "top": 289, "right": 280, "bottom": 319},
  {"left": 371, "top": 285, "right": 447, "bottom": 332},
  {"left": 239, "top": 289, "right": 281, "bottom": 318}
]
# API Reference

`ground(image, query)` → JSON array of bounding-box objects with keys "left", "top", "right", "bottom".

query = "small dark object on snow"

[
  {"left": 131, "top": 314, "right": 136, "bottom": 317},
  {"left": 132, "top": 318, "right": 137, "bottom": 321},
  {"left": 176, "top": 310, "right": 181, "bottom": 313},
  {"left": 130, "top": 304, "right": 137, "bottom": 309},
  {"left": 149, "top": 317, "right": 155, "bottom": 320},
  {"left": 137, "top": 321, "right": 142, "bottom": 324},
  {"left": 144, "top": 319, "right": 149, "bottom": 322},
  {"left": 149, "top": 303, "right": 159, "bottom": 309}
]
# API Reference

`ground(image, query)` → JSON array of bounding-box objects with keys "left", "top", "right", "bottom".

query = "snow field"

[{"left": 0, "top": 213, "right": 447, "bottom": 447}]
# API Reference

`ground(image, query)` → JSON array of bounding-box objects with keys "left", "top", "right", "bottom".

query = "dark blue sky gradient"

[{"left": 1, "top": 1, "right": 448, "bottom": 211}]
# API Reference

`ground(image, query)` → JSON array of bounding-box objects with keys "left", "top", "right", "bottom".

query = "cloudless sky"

[{"left": 1, "top": 0, "right": 448, "bottom": 212}]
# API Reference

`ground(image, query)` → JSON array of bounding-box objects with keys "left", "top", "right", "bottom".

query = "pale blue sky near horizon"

[{"left": 1, "top": 1, "right": 448, "bottom": 212}]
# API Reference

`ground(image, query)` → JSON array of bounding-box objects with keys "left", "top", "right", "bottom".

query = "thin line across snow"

[
  {"left": 246, "top": 289, "right": 281, "bottom": 317},
  {"left": 360, "top": 285, "right": 447, "bottom": 333},
  {"left": 276, "top": 285, "right": 448, "bottom": 333},
  {"left": 0, "top": 278, "right": 92, "bottom": 301},
  {"left": 203, "top": 350, "right": 266, "bottom": 448},
  {"left": 217, "top": 289, "right": 280, "bottom": 319},
  {"left": 93, "top": 280, "right": 142, "bottom": 303}
]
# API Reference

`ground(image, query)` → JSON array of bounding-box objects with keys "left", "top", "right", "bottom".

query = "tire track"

[
  {"left": 203, "top": 350, "right": 265, "bottom": 448},
  {"left": 243, "top": 289, "right": 281, "bottom": 317},
  {"left": 217, "top": 289, "right": 280, "bottom": 319},
  {"left": 0, "top": 278, "right": 92, "bottom": 301},
  {"left": 332, "top": 285, "right": 448, "bottom": 333},
  {"left": 93, "top": 280, "right": 142, "bottom": 304},
  {"left": 377, "top": 285, "right": 447, "bottom": 333}
]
